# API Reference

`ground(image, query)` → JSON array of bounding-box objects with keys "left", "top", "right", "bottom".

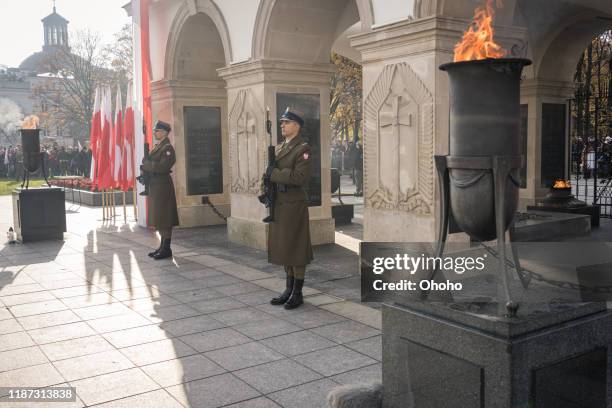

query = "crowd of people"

[
  {"left": 0, "top": 144, "right": 92, "bottom": 180},
  {"left": 571, "top": 136, "right": 612, "bottom": 180},
  {"left": 331, "top": 140, "right": 363, "bottom": 196}
]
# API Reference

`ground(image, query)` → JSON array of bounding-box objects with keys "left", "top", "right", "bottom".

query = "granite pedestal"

[
  {"left": 12, "top": 187, "right": 66, "bottom": 242},
  {"left": 383, "top": 301, "right": 612, "bottom": 408}
]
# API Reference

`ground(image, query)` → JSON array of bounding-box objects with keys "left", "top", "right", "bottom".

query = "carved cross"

[
  {"left": 237, "top": 113, "right": 256, "bottom": 138},
  {"left": 379, "top": 95, "right": 412, "bottom": 130}
]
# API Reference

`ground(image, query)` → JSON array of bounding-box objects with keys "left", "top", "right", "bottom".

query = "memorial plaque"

[
  {"left": 276, "top": 93, "right": 321, "bottom": 207},
  {"left": 519, "top": 104, "right": 528, "bottom": 188},
  {"left": 184, "top": 106, "right": 223, "bottom": 195},
  {"left": 540, "top": 103, "right": 566, "bottom": 188}
]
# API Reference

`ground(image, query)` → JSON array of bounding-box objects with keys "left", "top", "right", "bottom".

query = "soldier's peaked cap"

[
  {"left": 280, "top": 108, "right": 304, "bottom": 127},
  {"left": 154, "top": 120, "right": 171, "bottom": 132}
]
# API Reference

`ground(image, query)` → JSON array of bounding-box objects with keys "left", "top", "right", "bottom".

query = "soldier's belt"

[
  {"left": 277, "top": 184, "right": 303, "bottom": 193},
  {"left": 151, "top": 171, "right": 172, "bottom": 176}
]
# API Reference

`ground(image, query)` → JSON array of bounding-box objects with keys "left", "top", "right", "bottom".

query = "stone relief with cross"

[
  {"left": 229, "top": 89, "right": 263, "bottom": 194},
  {"left": 364, "top": 63, "right": 434, "bottom": 215}
]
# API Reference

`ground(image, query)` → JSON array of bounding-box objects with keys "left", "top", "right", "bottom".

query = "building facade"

[
  {"left": 0, "top": 5, "right": 76, "bottom": 147},
  {"left": 128, "top": 0, "right": 612, "bottom": 247}
]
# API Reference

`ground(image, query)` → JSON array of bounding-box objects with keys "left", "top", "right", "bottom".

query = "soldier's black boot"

[
  {"left": 284, "top": 279, "right": 304, "bottom": 310},
  {"left": 271, "top": 274, "right": 294, "bottom": 305},
  {"left": 153, "top": 239, "right": 173, "bottom": 260},
  {"left": 148, "top": 241, "right": 163, "bottom": 257}
]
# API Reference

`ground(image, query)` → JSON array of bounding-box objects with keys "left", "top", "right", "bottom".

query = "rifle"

[
  {"left": 137, "top": 142, "right": 151, "bottom": 196},
  {"left": 258, "top": 107, "right": 276, "bottom": 223}
]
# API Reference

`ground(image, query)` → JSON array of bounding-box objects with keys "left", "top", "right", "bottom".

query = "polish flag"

[
  {"left": 89, "top": 87, "right": 101, "bottom": 189},
  {"left": 123, "top": 83, "right": 135, "bottom": 191},
  {"left": 133, "top": 0, "right": 152, "bottom": 226},
  {"left": 113, "top": 86, "right": 124, "bottom": 189},
  {"left": 97, "top": 86, "right": 112, "bottom": 190}
]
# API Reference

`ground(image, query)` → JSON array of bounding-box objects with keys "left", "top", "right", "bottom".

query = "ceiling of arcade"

[
  {"left": 174, "top": 12, "right": 226, "bottom": 81},
  {"left": 514, "top": 0, "right": 612, "bottom": 83},
  {"left": 145, "top": 0, "right": 612, "bottom": 84}
]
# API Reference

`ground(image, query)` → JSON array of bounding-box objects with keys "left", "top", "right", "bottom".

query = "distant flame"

[
  {"left": 553, "top": 180, "right": 571, "bottom": 189},
  {"left": 453, "top": 0, "right": 507, "bottom": 62},
  {"left": 21, "top": 115, "right": 39, "bottom": 130}
]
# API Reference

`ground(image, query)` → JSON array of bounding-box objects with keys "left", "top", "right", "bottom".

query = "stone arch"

[
  {"left": 535, "top": 12, "right": 610, "bottom": 83},
  {"left": 164, "top": 0, "right": 232, "bottom": 80},
  {"left": 252, "top": 0, "right": 374, "bottom": 62}
]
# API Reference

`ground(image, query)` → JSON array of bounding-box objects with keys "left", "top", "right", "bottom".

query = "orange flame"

[
  {"left": 21, "top": 115, "right": 40, "bottom": 130},
  {"left": 552, "top": 179, "right": 571, "bottom": 189},
  {"left": 453, "top": 0, "right": 507, "bottom": 62}
]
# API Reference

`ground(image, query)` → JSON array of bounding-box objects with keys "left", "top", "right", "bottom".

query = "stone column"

[
  {"left": 351, "top": 17, "right": 527, "bottom": 242},
  {"left": 519, "top": 79, "right": 574, "bottom": 208},
  {"left": 151, "top": 79, "right": 231, "bottom": 227},
  {"left": 219, "top": 60, "right": 336, "bottom": 250}
]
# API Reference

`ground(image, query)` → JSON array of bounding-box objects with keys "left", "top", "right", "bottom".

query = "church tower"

[{"left": 42, "top": 1, "right": 69, "bottom": 52}]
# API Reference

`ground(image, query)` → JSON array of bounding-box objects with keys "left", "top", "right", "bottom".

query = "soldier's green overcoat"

[
  {"left": 267, "top": 135, "right": 314, "bottom": 266},
  {"left": 141, "top": 137, "right": 179, "bottom": 228}
]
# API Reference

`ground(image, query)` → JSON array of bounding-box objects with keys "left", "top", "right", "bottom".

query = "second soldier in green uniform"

[
  {"left": 141, "top": 120, "right": 179, "bottom": 260},
  {"left": 266, "top": 108, "right": 313, "bottom": 309}
]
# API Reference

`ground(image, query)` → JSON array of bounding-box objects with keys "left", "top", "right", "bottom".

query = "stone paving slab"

[
  {"left": 205, "top": 342, "right": 285, "bottom": 371},
  {"left": 293, "top": 345, "right": 378, "bottom": 377},
  {"left": 268, "top": 378, "right": 339, "bottom": 408},
  {"left": 234, "top": 358, "right": 323, "bottom": 394},
  {"left": 225, "top": 397, "right": 282, "bottom": 408},
  {"left": 91, "top": 389, "right": 182, "bottom": 408},
  {"left": 166, "top": 373, "right": 260, "bottom": 407},
  {"left": 70, "top": 367, "right": 159, "bottom": 406},
  {"left": 140, "top": 354, "right": 226, "bottom": 387},
  {"left": 178, "top": 327, "right": 252, "bottom": 353},
  {"left": 0, "top": 196, "right": 382, "bottom": 407}
]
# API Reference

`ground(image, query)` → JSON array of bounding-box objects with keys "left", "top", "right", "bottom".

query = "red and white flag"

[
  {"left": 113, "top": 85, "right": 124, "bottom": 189},
  {"left": 133, "top": 0, "right": 152, "bottom": 226},
  {"left": 123, "top": 82, "right": 135, "bottom": 191},
  {"left": 89, "top": 87, "right": 101, "bottom": 188},
  {"left": 97, "top": 86, "right": 112, "bottom": 190}
]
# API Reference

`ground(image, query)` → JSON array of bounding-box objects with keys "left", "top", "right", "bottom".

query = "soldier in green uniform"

[
  {"left": 266, "top": 108, "right": 313, "bottom": 309},
  {"left": 141, "top": 120, "right": 179, "bottom": 260}
]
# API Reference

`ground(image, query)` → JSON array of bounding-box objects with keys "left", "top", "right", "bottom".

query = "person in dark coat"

[
  {"left": 265, "top": 108, "right": 313, "bottom": 310},
  {"left": 354, "top": 141, "right": 363, "bottom": 196},
  {"left": 141, "top": 120, "right": 179, "bottom": 260}
]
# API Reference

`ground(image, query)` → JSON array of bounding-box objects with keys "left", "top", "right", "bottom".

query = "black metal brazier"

[
  {"left": 428, "top": 58, "right": 532, "bottom": 317},
  {"left": 440, "top": 58, "right": 530, "bottom": 241},
  {"left": 19, "top": 128, "right": 51, "bottom": 188}
]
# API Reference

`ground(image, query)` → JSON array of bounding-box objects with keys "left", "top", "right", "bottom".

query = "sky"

[{"left": 0, "top": 0, "right": 131, "bottom": 68}]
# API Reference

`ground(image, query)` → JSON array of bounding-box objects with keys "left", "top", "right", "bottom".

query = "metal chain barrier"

[
  {"left": 477, "top": 241, "right": 612, "bottom": 294},
  {"left": 201, "top": 196, "right": 228, "bottom": 222}
]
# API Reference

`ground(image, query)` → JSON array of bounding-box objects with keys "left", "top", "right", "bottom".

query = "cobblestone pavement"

[{"left": 0, "top": 193, "right": 380, "bottom": 408}]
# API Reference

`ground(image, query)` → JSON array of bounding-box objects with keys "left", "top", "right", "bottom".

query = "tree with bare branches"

[{"left": 33, "top": 26, "right": 133, "bottom": 146}]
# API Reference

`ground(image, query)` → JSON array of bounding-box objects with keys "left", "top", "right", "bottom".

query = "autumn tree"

[
  {"left": 330, "top": 53, "right": 362, "bottom": 144},
  {"left": 103, "top": 23, "right": 133, "bottom": 88},
  {"left": 33, "top": 25, "right": 133, "bottom": 146}
]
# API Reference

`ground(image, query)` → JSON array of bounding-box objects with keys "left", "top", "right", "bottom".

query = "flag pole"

[
  {"left": 133, "top": 183, "right": 137, "bottom": 222},
  {"left": 101, "top": 189, "right": 106, "bottom": 220},
  {"left": 112, "top": 189, "right": 116, "bottom": 218},
  {"left": 123, "top": 191, "right": 127, "bottom": 223}
]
